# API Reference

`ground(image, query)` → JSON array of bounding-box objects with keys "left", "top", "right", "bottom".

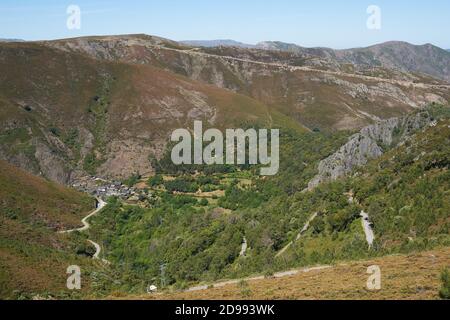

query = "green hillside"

[
  {"left": 87, "top": 106, "right": 450, "bottom": 294},
  {"left": 0, "top": 35, "right": 449, "bottom": 300},
  {"left": 0, "top": 160, "right": 96, "bottom": 299}
]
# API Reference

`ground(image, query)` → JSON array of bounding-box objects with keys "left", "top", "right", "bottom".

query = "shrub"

[
  {"left": 49, "top": 127, "right": 60, "bottom": 136},
  {"left": 124, "top": 173, "right": 141, "bottom": 187},
  {"left": 326, "top": 205, "right": 360, "bottom": 232},
  {"left": 439, "top": 268, "right": 450, "bottom": 299},
  {"left": 148, "top": 175, "right": 164, "bottom": 187},
  {"left": 83, "top": 153, "right": 100, "bottom": 175},
  {"left": 164, "top": 177, "right": 198, "bottom": 193},
  {"left": 238, "top": 280, "right": 252, "bottom": 298},
  {"left": 310, "top": 215, "right": 325, "bottom": 234}
]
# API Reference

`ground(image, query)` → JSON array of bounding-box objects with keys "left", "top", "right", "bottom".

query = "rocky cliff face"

[{"left": 307, "top": 111, "right": 433, "bottom": 190}]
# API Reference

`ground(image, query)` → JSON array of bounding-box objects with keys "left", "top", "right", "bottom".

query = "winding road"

[
  {"left": 59, "top": 198, "right": 106, "bottom": 234},
  {"left": 360, "top": 211, "right": 375, "bottom": 248},
  {"left": 347, "top": 192, "right": 375, "bottom": 248},
  {"left": 59, "top": 198, "right": 110, "bottom": 264},
  {"left": 87, "top": 239, "right": 110, "bottom": 265},
  {"left": 239, "top": 237, "right": 248, "bottom": 257}
]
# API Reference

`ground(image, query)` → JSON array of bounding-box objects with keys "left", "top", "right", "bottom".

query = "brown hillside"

[
  {"left": 0, "top": 160, "right": 95, "bottom": 299},
  {"left": 0, "top": 41, "right": 297, "bottom": 181},
  {"left": 137, "top": 247, "right": 450, "bottom": 300}
]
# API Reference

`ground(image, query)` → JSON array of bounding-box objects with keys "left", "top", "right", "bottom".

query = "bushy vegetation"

[
  {"left": 123, "top": 172, "right": 142, "bottom": 187},
  {"left": 352, "top": 117, "right": 450, "bottom": 250},
  {"left": 0, "top": 160, "right": 97, "bottom": 299},
  {"left": 218, "top": 180, "right": 266, "bottom": 210},
  {"left": 82, "top": 76, "right": 114, "bottom": 175},
  {"left": 148, "top": 175, "right": 164, "bottom": 187},
  {"left": 87, "top": 128, "right": 365, "bottom": 290},
  {"left": 87, "top": 106, "right": 450, "bottom": 295},
  {"left": 440, "top": 268, "right": 450, "bottom": 300},
  {"left": 2, "top": 107, "right": 446, "bottom": 299},
  {"left": 164, "top": 176, "right": 199, "bottom": 193}
]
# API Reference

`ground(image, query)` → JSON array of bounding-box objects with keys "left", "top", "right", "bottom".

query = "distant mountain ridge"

[
  {"left": 0, "top": 38, "right": 24, "bottom": 42},
  {"left": 337, "top": 41, "right": 450, "bottom": 83},
  {"left": 262, "top": 41, "right": 450, "bottom": 82},
  {"left": 181, "top": 39, "right": 255, "bottom": 48},
  {"left": 185, "top": 39, "right": 450, "bottom": 82}
]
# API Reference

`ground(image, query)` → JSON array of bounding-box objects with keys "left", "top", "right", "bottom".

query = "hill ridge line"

[{"left": 149, "top": 44, "right": 450, "bottom": 89}]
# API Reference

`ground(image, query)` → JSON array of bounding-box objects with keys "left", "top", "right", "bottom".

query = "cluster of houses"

[
  {"left": 95, "top": 181, "right": 134, "bottom": 198},
  {"left": 71, "top": 176, "right": 158, "bottom": 208},
  {"left": 72, "top": 176, "right": 137, "bottom": 200}
]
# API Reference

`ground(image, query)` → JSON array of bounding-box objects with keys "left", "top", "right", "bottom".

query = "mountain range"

[
  {"left": 183, "top": 39, "right": 450, "bottom": 82},
  {"left": 181, "top": 39, "right": 255, "bottom": 48},
  {"left": 0, "top": 33, "right": 449, "bottom": 299},
  {"left": 1, "top": 34, "right": 449, "bottom": 183},
  {"left": 0, "top": 38, "right": 24, "bottom": 42}
]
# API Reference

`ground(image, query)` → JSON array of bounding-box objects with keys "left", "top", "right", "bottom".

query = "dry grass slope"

[
  {"left": 0, "top": 160, "right": 95, "bottom": 299},
  {"left": 138, "top": 247, "right": 450, "bottom": 300}
]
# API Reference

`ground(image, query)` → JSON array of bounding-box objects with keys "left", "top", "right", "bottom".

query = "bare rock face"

[
  {"left": 34, "top": 141, "right": 70, "bottom": 185},
  {"left": 98, "top": 139, "right": 156, "bottom": 179},
  {"left": 307, "top": 111, "right": 432, "bottom": 190}
]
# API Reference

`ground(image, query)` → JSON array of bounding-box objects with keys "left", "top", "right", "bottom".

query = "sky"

[{"left": 1, "top": 0, "right": 449, "bottom": 49}]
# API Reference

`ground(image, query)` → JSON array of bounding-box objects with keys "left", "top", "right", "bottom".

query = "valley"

[
  {"left": 81, "top": 107, "right": 449, "bottom": 298},
  {"left": 0, "top": 33, "right": 449, "bottom": 300}
]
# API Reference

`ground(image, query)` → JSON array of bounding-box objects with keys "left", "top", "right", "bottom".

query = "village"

[{"left": 71, "top": 175, "right": 147, "bottom": 202}]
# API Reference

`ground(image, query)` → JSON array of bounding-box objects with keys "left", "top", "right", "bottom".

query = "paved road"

[
  {"left": 347, "top": 193, "right": 375, "bottom": 248},
  {"left": 88, "top": 239, "right": 110, "bottom": 264},
  {"left": 360, "top": 210, "right": 375, "bottom": 248},
  {"left": 239, "top": 237, "right": 248, "bottom": 257},
  {"left": 59, "top": 198, "right": 110, "bottom": 264},
  {"left": 187, "top": 265, "right": 332, "bottom": 292},
  {"left": 275, "top": 212, "right": 318, "bottom": 258},
  {"left": 59, "top": 198, "right": 106, "bottom": 234}
]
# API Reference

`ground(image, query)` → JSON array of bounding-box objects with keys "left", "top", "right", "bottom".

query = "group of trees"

[
  {"left": 148, "top": 175, "right": 222, "bottom": 194},
  {"left": 218, "top": 181, "right": 266, "bottom": 210},
  {"left": 87, "top": 106, "right": 450, "bottom": 294}
]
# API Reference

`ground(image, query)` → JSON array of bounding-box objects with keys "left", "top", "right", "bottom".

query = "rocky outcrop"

[
  {"left": 307, "top": 111, "right": 433, "bottom": 190},
  {"left": 34, "top": 141, "right": 71, "bottom": 185}
]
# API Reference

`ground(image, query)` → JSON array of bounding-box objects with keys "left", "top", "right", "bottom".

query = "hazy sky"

[{"left": 1, "top": 0, "right": 449, "bottom": 49}]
